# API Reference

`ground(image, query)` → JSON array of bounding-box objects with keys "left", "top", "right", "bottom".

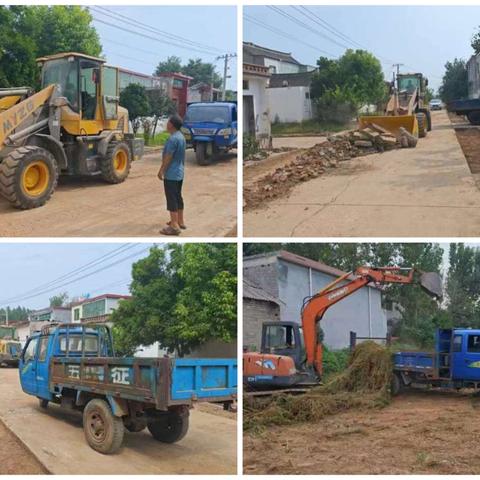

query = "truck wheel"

[
  {"left": 101, "top": 141, "right": 131, "bottom": 184},
  {"left": 38, "top": 398, "right": 49, "bottom": 409},
  {"left": 0, "top": 146, "right": 58, "bottom": 209},
  {"left": 195, "top": 142, "right": 212, "bottom": 166},
  {"left": 391, "top": 373, "right": 404, "bottom": 396},
  {"left": 416, "top": 113, "right": 427, "bottom": 138},
  {"left": 124, "top": 416, "right": 147, "bottom": 433},
  {"left": 147, "top": 410, "right": 189, "bottom": 443},
  {"left": 467, "top": 111, "right": 480, "bottom": 125},
  {"left": 425, "top": 110, "right": 432, "bottom": 131},
  {"left": 83, "top": 399, "right": 124, "bottom": 454}
]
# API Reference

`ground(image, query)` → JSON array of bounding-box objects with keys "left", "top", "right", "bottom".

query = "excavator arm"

[{"left": 301, "top": 266, "right": 441, "bottom": 377}]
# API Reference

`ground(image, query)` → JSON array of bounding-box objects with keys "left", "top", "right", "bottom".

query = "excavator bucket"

[
  {"left": 419, "top": 272, "right": 443, "bottom": 299},
  {"left": 358, "top": 114, "right": 419, "bottom": 139}
]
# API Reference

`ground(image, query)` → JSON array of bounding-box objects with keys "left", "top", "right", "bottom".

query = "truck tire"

[
  {"left": 467, "top": 111, "right": 480, "bottom": 125},
  {"left": 426, "top": 110, "right": 432, "bottom": 131},
  {"left": 195, "top": 142, "right": 212, "bottom": 166},
  {"left": 83, "top": 399, "right": 124, "bottom": 454},
  {"left": 38, "top": 398, "right": 49, "bottom": 409},
  {"left": 147, "top": 410, "right": 189, "bottom": 443},
  {"left": 101, "top": 141, "right": 131, "bottom": 184},
  {"left": 0, "top": 146, "right": 58, "bottom": 209},
  {"left": 416, "top": 113, "right": 427, "bottom": 138},
  {"left": 124, "top": 416, "right": 147, "bottom": 433},
  {"left": 391, "top": 373, "right": 404, "bottom": 396}
]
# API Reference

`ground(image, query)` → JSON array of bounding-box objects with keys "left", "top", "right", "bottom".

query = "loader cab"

[
  {"left": 397, "top": 73, "right": 428, "bottom": 96},
  {"left": 260, "top": 321, "right": 305, "bottom": 370},
  {"left": 38, "top": 52, "right": 120, "bottom": 132}
]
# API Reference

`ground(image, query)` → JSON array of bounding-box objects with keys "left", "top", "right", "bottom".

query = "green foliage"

[
  {"left": 0, "top": 6, "right": 101, "bottom": 88},
  {"left": 322, "top": 345, "right": 350, "bottom": 380},
  {"left": 271, "top": 119, "right": 347, "bottom": 136},
  {"left": 439, "top": 58, "right": 468, "bottom": 104},
  {"left": 154, "top": 56, "right": 222, "bottom": 87},
  {"left": 49, "top": 292, "right": 69, "bottom": 307},
  {"left": 313, "top": 87, "right": 358, "bottom": 124},
  {"left": 111, "top": 244, "right": 237, "bottom": 357},
  {"left": 472, "top": 27, "right": 480, "bottom": 55},
  {"left": 119, "top": 84, "right": 150, "bottom": 135},
  {"left": 425, "top": 87, "right": 435, "bottom": 103},
  {"left": 0, "top": 306, "right": 31, "bottom": 323},
  {"left": 310, "top": 49, "right": 386, "bottom": 116},
  {"left": 243, "top": 135, "right": 261, "bottom": 158}
]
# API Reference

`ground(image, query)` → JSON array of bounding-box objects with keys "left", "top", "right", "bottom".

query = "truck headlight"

[{"left": 217, "top": 128, "right": 232, "bottom": 136}]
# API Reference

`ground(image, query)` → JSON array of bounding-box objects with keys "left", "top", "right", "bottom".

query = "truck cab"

[
  {"left": 0, "top": 339, "right": 22, "bottom": 367},
  {"left": 182, "top": 101, "right": 237, "bottom": 165},
  {"left": 19, "top": 323, "right": 237, "bottom": 454}
]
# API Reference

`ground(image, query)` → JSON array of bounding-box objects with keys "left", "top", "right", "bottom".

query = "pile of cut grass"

[{"left": 244, "top": 341, "right": 392, "bottom": 432}]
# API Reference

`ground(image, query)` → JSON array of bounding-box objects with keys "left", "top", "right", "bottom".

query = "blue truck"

[
  {"left": 19, "top": 324, "right": 237, "bottom": 454},
  {"left": 182, "top": 102, "right": 237, "bottom": 165},
  {"left": 392, "top": 328, "right": 480, "bottom": 394}
]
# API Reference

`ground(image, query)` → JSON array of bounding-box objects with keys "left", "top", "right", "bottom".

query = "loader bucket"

[
  {"left": 358, "top": 115, "right": 419, "bottom": 139},
  {"left": 419, "top": 272, "right": 443, "bottom": 299}
]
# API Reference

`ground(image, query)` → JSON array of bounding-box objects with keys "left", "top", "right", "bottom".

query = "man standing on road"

[{"left": 158, "top": 114, "right": 186, "bottom": 235}]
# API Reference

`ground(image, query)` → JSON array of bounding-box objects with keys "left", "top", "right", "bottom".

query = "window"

[
  {"left": 102, "top": 66, "right": 118, "bottom": 120},
  {"left": 59, "top": 334, "right": 98, "bottom": 353},
  {"left": 243, "top": 80, "right": 249, "bottom": 90},
  {"left": 23, "top": 338, "right": 38, "bottom": 363},
  {"left": 265, "top": 325, "right": 295, "bottom": 350},
  {"left": 173, "top": 78, "right": 184, "bottom": 89},
  {"left": 468, "top": 334, "right": 480, "bottom": 353},
  {"left": 80, "top": 61, "right": 99, "bottom": 120},
  {"left": 73, "top": 308, "right": 80, "bottom": 322},
  {"left": 305, "top": 92, "right": 310, "bottom": 99},
  {"left": 232, "top": 106, "right": 237, "bottom": 122},
  {"left": 38, "top": 336, "right": 49, "bottom": 362},
  {"left": 42, "top": 58, "right": 79, "bottom": 111},
  {"left": 453, "top": 335, "right": 463, "bottom": 352},
  {"left": 184, "top": 106, "right": 230, "bottom": 123}
]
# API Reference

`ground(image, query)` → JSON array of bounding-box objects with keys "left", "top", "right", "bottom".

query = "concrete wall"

[
  {"left": 243, "top": 253, "right": 280, "bottom": 299},
  {"left": 186, "top": 339, "right": 237, "bottom": 358},
  {"left": 264, "top": 58, "right": 301, "bottom": 74},
  {"left": 243, "top": 298, "right": 280, "bottom": 351},
  {"left": 15, "top": 325, "right": 30, "bottom": 346},
  {"left": 468, "top": 54, "right": 480, "bottom": 99},
  {"left": 243, "top": 75, "right": 271, "bottom": 141},
  {"left": 267, "top": 86, "right": 312, "bottom": 123}
]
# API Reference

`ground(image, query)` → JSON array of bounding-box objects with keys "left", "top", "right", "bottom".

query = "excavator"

[
  {"left": 0, "top": 52, "right": 144, "bottom": 209},
  {"left": 243, "top": 266, "right": 442, "bottom": 392},
  {"left": 359, "top": 72, "right": 432, "bottom": 140}
]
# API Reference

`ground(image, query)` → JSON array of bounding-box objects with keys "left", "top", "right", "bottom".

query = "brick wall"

[{"left": 243, "top": 298, "right": 280, "bottom": 351}]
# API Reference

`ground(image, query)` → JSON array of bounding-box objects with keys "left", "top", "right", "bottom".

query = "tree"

[
  {"left": 111, "top": 244, "right": 237, "bottom": 357},
  {"left": 0, "top": 306, "right": 31, "bottom": 324},
  {"left": 439, "top": 58, "right": 468, "bottom": 104},
  {"left": 310, "top": 49, "right": 386, "bottom": 112},
  {"left": 146, "top": 88, "right": 175, "bottom": 143},
  {"left": 49, "top": 292, "right": 69, "bottom": 307},
  {"left": 472, "top": 27, "right": 480, "bottom": 55},
  {"left": 0, "top": 6, "right": 101, "bottom": 88},
  {"left": 155, "top": 55, "right": 182, "bottom": 76},
  {"left": 182, "top": 58, "right": 222, "bottom": 87},
  {"left": 119, "top": 83, "right": 150, "bottom": 135}
]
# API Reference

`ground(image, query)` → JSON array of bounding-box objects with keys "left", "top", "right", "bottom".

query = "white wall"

[
  {"left": 16, "top": 325, "right": 30, "bottom": 346},
  {"left": 264, "top": 58, "right": 301, "bottom": 74},
  {"left": 244, "top": 74, "right": 271, "bottom": 142},
  {"left": 267, "top": 86, "right": 313, "bottom": 123}
]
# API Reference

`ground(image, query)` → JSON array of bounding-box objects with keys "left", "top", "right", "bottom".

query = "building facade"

[
  {"left": 243, "top": 250, "right": 387, "bottom": 350},
  {"left": 71, "top": 294, "right": 131, "bottom": 324}
]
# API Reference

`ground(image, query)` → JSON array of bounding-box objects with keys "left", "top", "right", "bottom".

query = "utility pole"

[
  {"left": 217, "top": 53, "right": 237, "bottom": 101},
  {"left": 392, "top": 63, "right": 404, "bottom": 77}
]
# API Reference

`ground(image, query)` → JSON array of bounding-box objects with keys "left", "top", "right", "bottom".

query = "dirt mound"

[
  {"left": 243, "top": 127, "right": 400, "bottom": 210},
  {"left": 244, "top": 341, "right": 392, "bottom": 432}
]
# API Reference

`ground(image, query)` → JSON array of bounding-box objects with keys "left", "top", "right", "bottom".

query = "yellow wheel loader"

[
  {"left": 0, "top": 52, "right": 144, "bottom": 209},
  {"left": 359, "top": 73, "right": 432, "bottom": 140}
]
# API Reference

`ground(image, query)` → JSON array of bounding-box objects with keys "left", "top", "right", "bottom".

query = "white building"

[{"left": 14, "top": 321, "right": 30, "bottom": 346}]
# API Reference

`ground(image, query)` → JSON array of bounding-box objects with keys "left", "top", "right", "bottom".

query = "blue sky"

[
  {"left": 244, "top": 5, "right": 480, "bottom": 92},
  {"left": 91, "top": 5, "right": 237, "bottom": 90},
  {"left": 0, "top": 243, "right": 157, "bottom": 311}
]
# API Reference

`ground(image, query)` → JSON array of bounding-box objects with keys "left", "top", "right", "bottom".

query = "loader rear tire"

[
  {"left": 83, "top": 399, "right": 124, "bottom": 454},
  {"left": 101, "top": 141, "right": 131, "bottom": 184},
  {"left": 147, "top": 410, "right": 189, "bottom": 443},
  {"left": 0, "top": 146, "right": 58, "bottom": 209},
  {"left": 416, "top": 113, "right": 427, "bottom": 138}
]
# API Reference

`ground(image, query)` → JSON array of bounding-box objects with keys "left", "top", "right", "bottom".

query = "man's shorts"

[{"left": 163, "top": 179, "right": 184, "bottom": 211}]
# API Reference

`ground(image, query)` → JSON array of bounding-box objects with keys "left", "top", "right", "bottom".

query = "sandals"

[
  {"left": 160, "top": 225, "right": 181, "bottom": 236},
  {"left": 167, "top": 221, "right": 187, "bottom": 230}
]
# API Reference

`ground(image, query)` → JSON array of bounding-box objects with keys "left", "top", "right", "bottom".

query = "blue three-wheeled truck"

[
  {"left": 19, "top": 324, "right": 237, "bottom": 454},
  {"left": 393, "top": 328, "right": 480, "bottom": 394}
]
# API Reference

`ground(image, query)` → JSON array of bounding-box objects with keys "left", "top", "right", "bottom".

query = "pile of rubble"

[{"left": 244, "top": 123, "right": 416, "bottom": 209}]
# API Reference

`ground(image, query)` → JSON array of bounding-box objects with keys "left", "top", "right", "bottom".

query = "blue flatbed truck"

[
  {"left": 392, "top": 328, "right": 480, "bottom": 394},
  {"left": 19, "top": 324, "right": 237, "bottom": 454},
  {"left": 182, "top": 102, "right": 237, "bottom": 165},
  {"left": 448, "top": 98, "right": 480, "bottom": 125}
]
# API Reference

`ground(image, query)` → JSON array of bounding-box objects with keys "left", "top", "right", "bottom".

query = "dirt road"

[
  {"left": 0, "top": 150, "right": 236, "bottom": 237},
  {"left": 244, "top": 110, "right": 480, "bottom": 237},
  {"left": 244, "top": 389, "right": 480, "bottom": 474},
  {"left": 0, "top": 369, "right": 236, "bottom": 474}
]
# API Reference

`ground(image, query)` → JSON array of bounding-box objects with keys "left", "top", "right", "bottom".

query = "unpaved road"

[
  {"left": 244, "top": 389, "right": 480, "bottom": 474},
  {"left": 244, "top": 110, "right": 480, "bottom": 237},
  {"left": 273, "top": 136, "right": 328, "bottom": 149},
  {"left": 0, "top": 369, "right": 236, "bottom": 474},
  {"left": 0, "top": 419, "right": 47, "bottom": 474},
  {"left": 0, "top": 150, "right": 236, "bottom": 237}
]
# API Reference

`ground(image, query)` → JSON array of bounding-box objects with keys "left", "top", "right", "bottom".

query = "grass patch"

[
  {"left": 139, "top": 131, "right": 170, "bottom": 147},
  {"left": 244, "top": 341, "right": 392, "bottom": 433},
  {"left": 271, "top": 119, "right": 350, "bottom": 136}
]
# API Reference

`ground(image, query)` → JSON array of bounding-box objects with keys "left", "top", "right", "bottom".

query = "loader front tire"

[
  {"left": 147, "top": 409, "right": 189, "bottom": 443},
  {"left": 416, "top": 113, "right": 427, "bottom": 138},
  {"left": 83, "top": 399, "right": 124, "bottom": 454},
  {"left": 101, "top": 141, "right": 131, "bottom": 184},
  {"left": 0, "top": 146, "right": 58, "bottom": 209}
]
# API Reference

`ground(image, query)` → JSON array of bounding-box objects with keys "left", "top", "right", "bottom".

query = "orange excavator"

[{"left": 243, "top": 266, "right": 442, "bottom": 392}]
